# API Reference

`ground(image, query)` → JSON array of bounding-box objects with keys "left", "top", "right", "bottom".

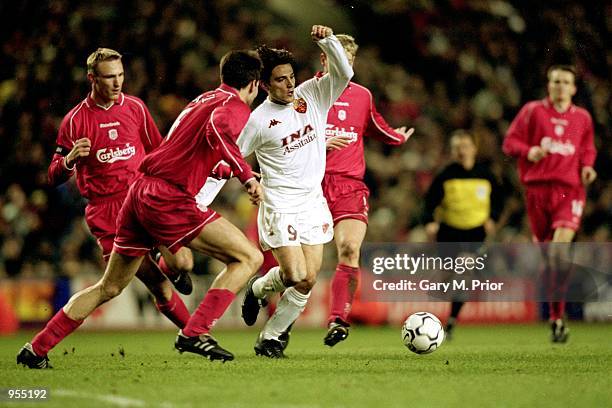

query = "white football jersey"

[{"left": 238, "top": 35, "right": 353, "bottom": 211}]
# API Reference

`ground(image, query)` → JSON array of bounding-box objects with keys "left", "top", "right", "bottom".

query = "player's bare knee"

[
  {"left": 174, "top": 255, "right": 194, "bottom": 274},
  {"left": 338, "top": 240, "right": 361, "bottom": 263},
  {"left": 295, "top": 277, "right": 316, "bottom": 293},
  {"left": 281, "top": 268, "right": 307, "bottom": 287},
  {"left": 244, "top": 247, "right": 264, "bottom": 272},
  {"left": 100, "top": 282, "right": 124, "bottom": 301}
]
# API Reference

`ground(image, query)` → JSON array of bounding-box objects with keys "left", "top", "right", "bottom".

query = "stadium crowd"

[{"left": 0, "top": 0, "right": 609, "bottom": 282}]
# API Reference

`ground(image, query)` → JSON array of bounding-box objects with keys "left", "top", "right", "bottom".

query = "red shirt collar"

[
  {"left": 86, "top": 92, "right": 125, "bottom": 110},
  {"left": 218, "top": 83, "right": 240, "bottom": 97},
  {"left": 543, "top": 97, "right": 575, "bottom": 114}
]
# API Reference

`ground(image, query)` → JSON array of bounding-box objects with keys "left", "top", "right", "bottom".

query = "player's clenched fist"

[
  {"left": 65, "top": 138, "right": 92, "bottom": 168},
  {"left": 311, "top": 25, "right": 333, "bottom": 41},
  {"left": 527, "top": 145, "right": 547, "bottom": 163},
  {"left": 245, "top": 179, "right": 264, "bottom": 206}
]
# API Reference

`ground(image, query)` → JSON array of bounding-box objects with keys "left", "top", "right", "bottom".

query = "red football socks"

[
  {"left": 329, "top": 264, "right": 359, "bottom": 323},
  {"left": 156, "top": 291, "right": 190, "bottom": 328},
  {"left": 31, "top": 309, "right": 83, "bottom": 356},
  {"left": 182, "top": 289, "right": 235, "bottom": 337}
]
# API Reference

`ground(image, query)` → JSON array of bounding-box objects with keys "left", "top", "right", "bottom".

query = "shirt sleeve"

[
  {"left": 423, "top": 171, "right": 445, "bottom": 224},
  {"left": 236, "top": 116, "right": 261, "bottom": 158},
  {"left": 297, "top": 35, "right": 354, "bottom": 112},
  {"left": 503, "top": 103, "right": 533, "bottom": 158},
  {"left": 487, "top": 169, "right": 503, "bottom": 222},
  {"left": 140, "top": 103, "right": 163, "bottom": 153},
  {"left": 579, "top": 112, "right": 597, "bottom": 168},
  {"left": 47, "top": 114, "right": 76, "bottom": 186},
  {"left": 207, "top": 106, "right": 255, "bottom": 185},
  {"left": 364, "top": 93, "right": 405, "bottom": 145}
]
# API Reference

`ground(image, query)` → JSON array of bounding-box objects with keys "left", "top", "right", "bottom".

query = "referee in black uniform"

[{"left": 424, "top": 130, "right": 502, "bottom": 339}]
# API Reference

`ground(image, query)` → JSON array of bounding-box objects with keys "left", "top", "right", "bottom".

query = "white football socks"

[
  {"left": 252, "top": 266, "right": 286, "bottom": 299},
  {"left": 261, "top": 287, "right": 310, "bottom": 340}
]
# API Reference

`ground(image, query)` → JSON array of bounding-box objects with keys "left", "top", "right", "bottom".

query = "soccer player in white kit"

[{"left": 239, "top": 25, "right": 353, "bottom": 358}]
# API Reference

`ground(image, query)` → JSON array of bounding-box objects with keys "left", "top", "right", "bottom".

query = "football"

[{"left": 402, "top": 312, "right": 445, "bottom": 354}]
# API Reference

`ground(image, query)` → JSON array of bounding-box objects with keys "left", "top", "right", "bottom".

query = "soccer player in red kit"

[
  {"left": 321, "top": 34, "right": 413, "bottom": 345},
  {"left": 17, "top": 48, "right": 193, "bottom": 369},
  {"left": 17, "top": 50, "right": 264, "bottom": 367},
  {"left": 503, "top": 65, "right": 597, "bottom": 342},
  {"left": 49, "top": 49, "right": 194, "bottom": 296}
]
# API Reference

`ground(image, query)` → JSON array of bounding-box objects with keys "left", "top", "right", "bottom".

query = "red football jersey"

[
  {"left": 48, "top": 93, "right": 162, "bottom": 202},
  {"left": 139, "top": 84, "right": 254, "bottom": 196},
  {"left": 503, "top": 98, "right": 596, "bottom": 187},
  {"left": 324, "top": 79, "right": 405, "bottom": 179}
]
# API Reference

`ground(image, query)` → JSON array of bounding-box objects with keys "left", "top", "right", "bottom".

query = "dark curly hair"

[{"left": 255, "top": 44, "right": 295, "bottom": 84}]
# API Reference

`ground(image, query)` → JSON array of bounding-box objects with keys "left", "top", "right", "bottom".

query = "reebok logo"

[
  {"left": 99, "top": 121, "right": 120, "bottom": 128},
  {"left": 269, "top": 119, "right": 281, "bottom": 128}
]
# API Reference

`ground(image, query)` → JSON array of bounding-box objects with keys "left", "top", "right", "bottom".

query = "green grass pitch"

[{"left": 1, "top": 324, "right": 611, "bottom": 407}]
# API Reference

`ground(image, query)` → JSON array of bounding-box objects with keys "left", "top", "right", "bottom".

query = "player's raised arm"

[{"left": 305, "top": 25, "right": 353, "bottom": 110}]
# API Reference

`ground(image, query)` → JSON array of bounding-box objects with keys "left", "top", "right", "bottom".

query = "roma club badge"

[{"left": 293, "top": 98, "right": 307, "bottom": 113}]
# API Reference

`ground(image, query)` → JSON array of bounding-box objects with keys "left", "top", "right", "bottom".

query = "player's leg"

[
  {"left": 18, "top": 252, "right": 143, "bottom": 368},
  {"left": 242, "top": 208, "right": 305, "bottom": 326},
  {"left": 525, "top": 186, "right": 562, "bottom": 341},
  {"left": 548, "top": 227, "right": 576, "bottom": 342},
  {"left": 547, "top": 184, "right": 583, "bottom": 342},
  {"left": 255, "top": 244, "right": 322, "bottom": 357},
  {"left": 135, "top": 254, "right": 190, "bottom": 328},
  {"left": 326, "top": 219, "right": 367, "bottom": 346},
  {"left": 173, "top": 216, "right": 263, "bottom": 361},
  {"left": 156, "top": 246, "right": 194, "bottom": 295}
]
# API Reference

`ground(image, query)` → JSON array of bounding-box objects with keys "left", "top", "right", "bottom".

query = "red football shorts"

[
  {"left": 85, "top": 192, "right": 128, "bottom": 260},
  {"left": 525, "top": 183, "right": 585, "bottom": 242},
  {"left": 114, "top": 176, "right": 220, "bottom": 257},
  {"left": 322, "top": 174, "right": 369, "bottom": 225}
]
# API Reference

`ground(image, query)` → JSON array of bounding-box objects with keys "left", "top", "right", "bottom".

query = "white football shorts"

[{"left": 258, "top": 196, "right": 334, "bottom": 250}]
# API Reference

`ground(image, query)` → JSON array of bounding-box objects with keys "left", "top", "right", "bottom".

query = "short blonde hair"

[
  {"left": 336, "top": 34, "right": 358, "bottom": 58},
  {"left": 87, "top": 48, "right": 122, "bottom": 75}
]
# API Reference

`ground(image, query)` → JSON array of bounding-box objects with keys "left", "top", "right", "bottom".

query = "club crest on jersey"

[
  {"left": 293, "top": 98, "right": 307, "bottom": 113},
  {"left": 96, "top": 143, "right": 136, "bottom": 163},
  {"left": 108, "top": 129, "right": 118, "bottom": 140}
]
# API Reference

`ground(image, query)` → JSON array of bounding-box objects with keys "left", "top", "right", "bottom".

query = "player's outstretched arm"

[
  {"left": 394, "top": 126, "right": 415, "bottom": 142},
  {"left": 208, "top": 108, "right": 255, "bottom": 185},
  {"left": 364, "top": 92, "right": 413, "bottom": 145}
]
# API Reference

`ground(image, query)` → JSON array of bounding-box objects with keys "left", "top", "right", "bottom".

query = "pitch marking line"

[{"left": 55, "top": 389, "right": 177, "bottom": 407}]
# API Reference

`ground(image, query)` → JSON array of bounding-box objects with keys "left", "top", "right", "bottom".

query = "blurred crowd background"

[{"left": 0, "top": 0, "right": 610, "bottom": 286}]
